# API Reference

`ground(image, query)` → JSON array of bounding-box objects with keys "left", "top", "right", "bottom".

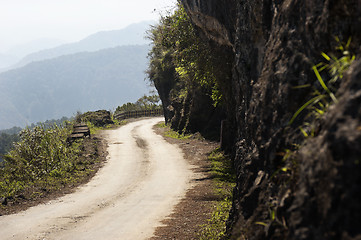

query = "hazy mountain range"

[
  {"left": 0, "top": 21, "right": 155, "bottom": 129},
  {"left": 0, "top": 39, "right": 68, "bottom": 71},
  {"left": 0, "top": 21, "right": 153, "bottom": 72}
]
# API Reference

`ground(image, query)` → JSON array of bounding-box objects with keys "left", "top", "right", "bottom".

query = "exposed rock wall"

[
  {"left": 154, "top": 69, "right": 225, "bottom": 139},
  {"left": 181, "top": 0, "right": 361, "bottom": 239}
]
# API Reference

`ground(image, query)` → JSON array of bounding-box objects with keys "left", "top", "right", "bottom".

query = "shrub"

[{"left": 0, "top": 124, "right": 81, "bottom": 200}]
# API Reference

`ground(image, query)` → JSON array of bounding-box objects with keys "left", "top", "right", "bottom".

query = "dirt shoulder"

[{"left": 150, "top": 124, "right": 220, "bottom": 240}]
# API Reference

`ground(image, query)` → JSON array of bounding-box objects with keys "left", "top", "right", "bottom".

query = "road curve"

[{"left": 0, "top": 117, "right": 192, "bottom": 240}]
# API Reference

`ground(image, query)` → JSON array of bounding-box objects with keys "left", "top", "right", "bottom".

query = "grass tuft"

[
  {"left": 198, "top": 148, "right": 236, "bottom": 240},
  {"left": 157, "top": 123, "right": 193, "bottom": 140},
  {"left": 289, "top": 37, "right": 354, "bottom": 129}
]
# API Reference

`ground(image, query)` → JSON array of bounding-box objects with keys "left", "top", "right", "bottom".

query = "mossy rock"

[{"left": 79, "top": 110, "right": 114, "bottom": 127}]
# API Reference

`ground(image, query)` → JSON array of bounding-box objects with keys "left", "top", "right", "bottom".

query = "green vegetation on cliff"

[
  {"left": 147, "top": 2, "right": 231, "bottom": 138},
  {"left": 180, "top": 0, "right": 361, "bottom": 239},
  {"left": 148, "top": 4, "right": 221, "bottom": 105}
]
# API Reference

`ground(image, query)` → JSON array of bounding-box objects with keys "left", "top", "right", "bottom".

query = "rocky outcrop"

[
  {"left": 79, "top": 110, "right": 114, "bottom": 127},
  {"left": 151, "top": 64, "right": 223, "bottom": 138},
  {"left": 163, "top": 81, "right": 225, "bottom": 140},
  {"left": 181, "top": 0, "right": 361, "bottom": 239},
  {"left": 288, "top": 60, "right": 361, "bottom": 239}
]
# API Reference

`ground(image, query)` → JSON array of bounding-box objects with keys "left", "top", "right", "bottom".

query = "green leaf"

[
  {"left": 321, "top": 52, "right": 331, "bottom": 61},
  {"left": 299, "top": 127, "right": 309, "bottom": 137},
  {"left": 329, "top": 92, "right": 338, "bottom": 104},
  {"left": 318, "top": 65, "right": 328, "bottom": 72},
  {"left": 313, "top": 66, "right": 329, "bottom": 92},
  {"left": 314, "top": 107, "right": 325, "bottom": 115},
  {"left": 292, "top": 84, "right": 311, "bottom": 89},
  {"left": 289, "top": 95, "right": 325, "bottom": 124},
  {"left": 313, "top": 66, "right": 338, "bottom": 103},
  {"left": 255, "top": 222, "right": 268, "bottom": 227},
  {"left": 270, "top": 209, "right": 276, "bottom": 221},
  {"left": 346, "top": 37, "right": 352, "bottom": 49}
]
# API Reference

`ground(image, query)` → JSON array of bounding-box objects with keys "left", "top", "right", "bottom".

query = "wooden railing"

[
  {"left": 67, "top": 123, "right": 90, "bottom": 143},
  {"left": 114, "top": 108, "right": 163, "bottom": 121}
]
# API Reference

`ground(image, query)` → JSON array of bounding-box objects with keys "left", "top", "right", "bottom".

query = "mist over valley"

[{"left": 0, "top": 21, "right": 154, "bottom": 129}]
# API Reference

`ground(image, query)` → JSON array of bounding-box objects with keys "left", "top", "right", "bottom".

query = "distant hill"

[
  {"left": 0, "top": 45, "right": 150, "bottom": 129},
  {"left": 6, "top": 38, "right": 68, "bottom": 58},
  {"left": 0, "top": 39, "right": 67, "bottom": 71},
  {"left": 0, "top": 53, "right": 18, "bottom": 70},
  {"left": 11, "top": 21, "right": 154, "bottom": 70}
]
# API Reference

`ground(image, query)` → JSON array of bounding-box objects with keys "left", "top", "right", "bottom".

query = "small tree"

[{"left": 115, "top": 94, "right": 162, "bottom": 114}]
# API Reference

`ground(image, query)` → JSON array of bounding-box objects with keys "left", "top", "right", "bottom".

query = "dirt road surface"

[{"left": 0, "top": 118, "right": 193, "bottom": 240}]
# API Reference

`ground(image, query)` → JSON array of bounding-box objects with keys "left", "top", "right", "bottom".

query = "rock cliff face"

[{"left": 181, "top": 0, "right": 361, "bottom": 239}]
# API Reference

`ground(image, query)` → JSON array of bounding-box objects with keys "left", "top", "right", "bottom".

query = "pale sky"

[{"left": 0, "top": 0, "right": 176, "bottom": 53}]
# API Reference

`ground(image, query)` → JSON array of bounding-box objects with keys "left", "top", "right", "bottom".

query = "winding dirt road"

[{"left": 0, "top": 117, "right": 192, "bottom": 240}]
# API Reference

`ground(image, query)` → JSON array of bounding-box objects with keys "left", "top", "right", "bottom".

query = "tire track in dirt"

[{"left": 0, "top": 117, "right": 192, "bottom": 240}]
